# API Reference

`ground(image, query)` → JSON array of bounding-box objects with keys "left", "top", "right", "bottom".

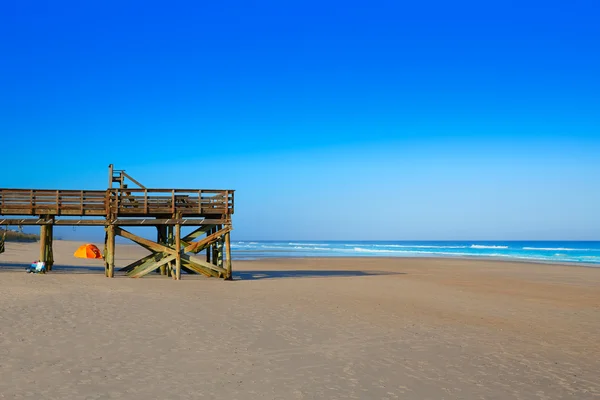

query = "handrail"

[{"left": 0, "top": 188, "right": 234, "bottom": 217}]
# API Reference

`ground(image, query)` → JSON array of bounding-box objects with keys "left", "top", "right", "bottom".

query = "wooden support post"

[
  {"left": 108, "top": 164, "right": 114, "bottom": 188},
  {"left": 167, "top": 225, "right": 174, "bottom": 277},
  {"left": 104, "top": 231, "right": 109, "bottom": 277},
  {"left": 212, "top": 225, "right": 220, "bottom": 267},
  {"left": 217, "top": 237, "right": 224, "bottom": 272},
  {"left": 46, "top": 221, "right": 54, "bottom": 271},
  {"left": 175, "top": 223, "right": 181, "bottom": 280},
  {"left": 206, "top": 226, "right": 213, "bottom": 264},
  {"left": 39, "top": 223, "right": 48, "bottom": 271},
  {"left": 158, "top": 225, "right": 167, "bottom": 276},
  {"left": 106, "top": 224, "right": 115, "bottom": 278},
  {"left": 225, "top": 231, "right": 232, "bottom": 280}
]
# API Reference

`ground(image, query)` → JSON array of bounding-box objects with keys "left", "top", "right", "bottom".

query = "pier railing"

[
  {"left": 0, "top": 189, "right": 234, "bottom": 217},
  {"left": 108, "top": 189, "right": 234, "bottom": 216}
]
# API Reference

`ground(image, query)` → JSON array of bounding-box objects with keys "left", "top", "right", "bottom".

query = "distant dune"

[{"left": 0, "top": 229, "right": 38, "bottom": 242}]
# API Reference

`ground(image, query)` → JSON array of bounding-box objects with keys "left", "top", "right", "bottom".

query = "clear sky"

[{"left": 1, "top": 0, "right": 599, "bottom": 240}]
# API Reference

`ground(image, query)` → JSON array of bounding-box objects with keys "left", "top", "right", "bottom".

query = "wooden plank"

[
  {"left": 122, "top": 171, "right": 146, "bottom": 189},
  {"left": 184, "top": 226, "right": 231, "bottom": 254},
  {"left": 129, "top": 254, "right": 176, "bottom": 278},
  {"left": 182, "top": 225, "right": 213, "bottom": 242},
  {"left": 126, "top": 253, "right": 163, "bottom": 276},
  {"left": 115, "top": 227, "right": 176, "bottom": 255},
  {"left": 181, "top": 258, "right": 219, "bottom": 277},
  {"left": 119, "top": 253, "right": 155, "bottom": 272},
  {"left": 181, "top": 254, "right": 227, "bottom": 275}
]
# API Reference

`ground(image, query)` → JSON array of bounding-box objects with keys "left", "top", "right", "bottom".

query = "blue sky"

[{"left": 1, "top": 0, "right": 599, "bottom": 240}]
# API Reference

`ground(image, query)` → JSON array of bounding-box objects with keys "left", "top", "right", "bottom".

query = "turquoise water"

[{"left": 231, "top": 241, "right": 600, "bottom": 265}]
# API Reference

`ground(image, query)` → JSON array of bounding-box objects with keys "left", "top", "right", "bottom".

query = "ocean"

[{"left": 231, "top": 240, "right": 600, "bottom": 266}]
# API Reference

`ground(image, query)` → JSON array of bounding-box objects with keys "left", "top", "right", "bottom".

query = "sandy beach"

[{"left": 1, "top": 241, "right": 599, "bottom": 399}]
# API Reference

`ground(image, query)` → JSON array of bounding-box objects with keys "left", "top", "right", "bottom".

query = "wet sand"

[{"left": 1, "top": 241, "right": 599, "bottom": 399}]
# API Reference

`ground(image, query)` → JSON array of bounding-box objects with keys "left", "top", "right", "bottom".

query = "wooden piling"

[
  {"left": 46, "top": 221, "right": 54, "bottom": 271},
  {"left": 39, "top": 223, "right": 48, "bottom": 268},
  {"left": 212, "top": 225, "right": 220, "bottom": 267},
  {"left": 106, "top": 224, "right": 115, "bottom": 278},
  {"left": 175, "top": 223, "right": 181, "bottom": 280},
  {"left": 217, "top": 237, "right": 224, "bottom": 272},
  {"left": 158, "top": 225, "right": 167, "bottom": 275},
  {"left": 225, "top": 231, "right": 232, "bottom": 280},
  {"left": 206, "top": 226, "right": 213, "bottom": 264},
  {"left": 104, "top": 231, "right": 109, "bottom": 277},
  {"left": 167, "top": 225, "right": 174, "bottom": 277}
]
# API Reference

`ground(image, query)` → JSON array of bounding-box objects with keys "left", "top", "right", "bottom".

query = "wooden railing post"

[
  {"left": 198, "top": 190, "right": 202, "bottom": 215},
  {"left": 171, "top": 190, "right": 175, "bottom": 213},
  {"left": 108, "top": 164, "right": 114, "bottom": 189}
]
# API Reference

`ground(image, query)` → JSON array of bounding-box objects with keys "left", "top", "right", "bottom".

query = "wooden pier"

[{"left": 0, "top": 165, "right": 235, "bottom": 279}]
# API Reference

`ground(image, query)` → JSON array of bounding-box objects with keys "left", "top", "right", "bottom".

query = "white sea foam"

[
  {"left": 522, "top": 247, "right": 592, "bottom": 251},
  {"left": 229, "top": 241, "right": 600, "bottom": 265},
  {"left": 288, "top": 242, "right": 329, "bottom": 246},
  {"left": 373, "top": 244, "right": 468, "bottom": 249},
  {"left": 293, "top": 246, "right": 330, "bottom": 251}
]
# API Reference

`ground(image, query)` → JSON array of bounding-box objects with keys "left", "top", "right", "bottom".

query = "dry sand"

[{"left": 1, "top": 241, "right": 599, "bottom": 399}]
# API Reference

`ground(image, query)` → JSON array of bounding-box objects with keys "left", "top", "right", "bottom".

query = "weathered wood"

[
  {"left": 46, "top": 221, "right": 54, "bottom": 271},
  {"left": 0, "top": 188, "right": 235, "bottom": 218},
  {"left": 181, "top": 225, "right": 214, "bottom": 245},
  {"left": 175, "top": 223, "right": 181, "bottom": 280},
  {"left": 225, "top": 231, "right": 232, "bottom": 280},
  {"left": 130, "top": 254, "right": 176, "bottom": 278},
  {"left": 206, "top": 226, "right": 213, "bottom": 264},
  {"left": 158, "top": 225, "right": 168, "bottom": 276},
  {"left": 217, "top": 237, "right": 224, "bottom": 272},
  {"left": 183, "top": 226, "right": 231, "bottom": 254},
  {"left": 181, "top": 254, "right": 227, "bottom": 275},
  {"left": 1, "top": 165, "right": 235, "bottom": 280},
  {"left": 104, "top": 231, "right": 109, "bottom": 277},
  {"left": 39, "top": 224, "right": 48, "bottom": 264},
  {"left": 116, "top": 227, "right": 176, "bottom": 256},
  {"left": 119, "top": 253, "right": 155, "bottom": 272},
  {"left": 126, "top": 253, "right": 164, "bottom": 277},
  {"left": 181, "top": 259, "right": 217, "bottom": 277},
  {"left": 212, "top": 224, "right": 221, "bottom": 267},
  {"left": 106, "top": 224, "right": 115, "bottom": 278},
  {"left": 108, "top": 164, "right": 114, "bottom": 188}
]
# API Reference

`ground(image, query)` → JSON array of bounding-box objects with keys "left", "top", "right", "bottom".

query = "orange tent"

[{"left": 74, "top": 244, "right": 103, "bottom": 259}]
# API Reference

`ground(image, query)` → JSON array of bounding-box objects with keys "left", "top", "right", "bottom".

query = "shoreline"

[
  {"left": 233, "top": 254, "right": 600, "bottom": 269},
  {"left": 3, "top": 239, "right": 600, "bottom": 269}
]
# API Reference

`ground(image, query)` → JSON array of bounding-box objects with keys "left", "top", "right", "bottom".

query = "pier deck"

[{"left": 0, "top": 165, "right": 235, "bottom": 280}]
